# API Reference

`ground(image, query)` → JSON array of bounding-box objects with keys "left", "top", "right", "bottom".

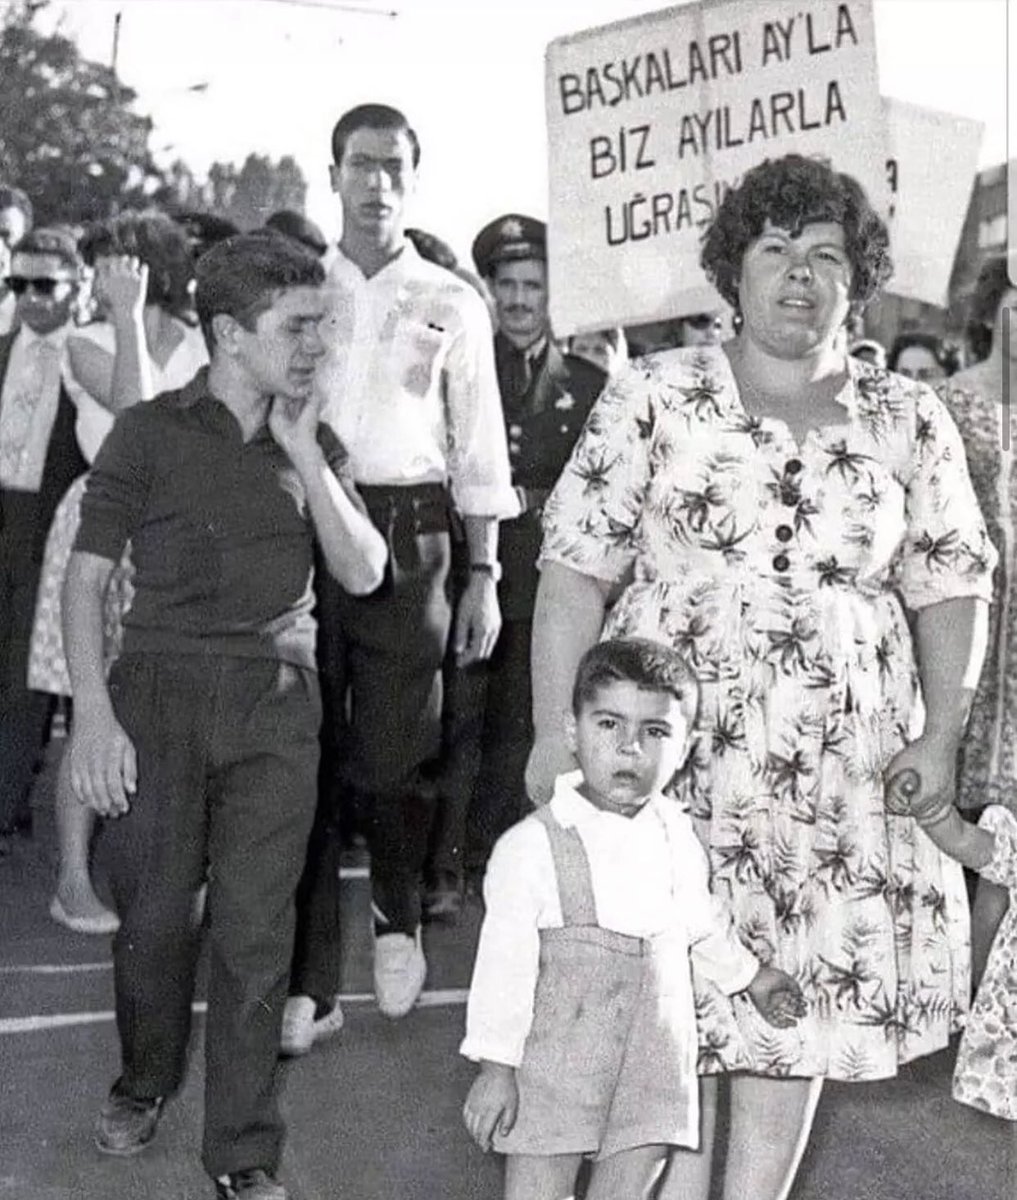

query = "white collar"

[
  {"left": 327, "top": 239, "right": 418, "bottom": 285},
  {"left": 550, "top": 769, "right": 667, "bottom": 829},
  {"left": 18, "top": 321, "right": 71, "bottom": 353}
]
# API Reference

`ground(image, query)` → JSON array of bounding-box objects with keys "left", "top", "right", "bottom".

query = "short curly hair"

[
  {"left": 79, "top": 210, "right": 195, "bottom": 320},
  {"left": 701, "top": 154, "right": 893, "bottom": 316}
]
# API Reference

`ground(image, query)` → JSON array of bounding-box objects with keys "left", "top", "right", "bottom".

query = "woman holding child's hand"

[{"left": 526, "top": 155, "right": 994, "bottom": 1200}]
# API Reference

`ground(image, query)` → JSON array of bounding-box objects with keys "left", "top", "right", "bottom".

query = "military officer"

[{"left": 464, "top": 214, "right": 606, "bottom": 865}]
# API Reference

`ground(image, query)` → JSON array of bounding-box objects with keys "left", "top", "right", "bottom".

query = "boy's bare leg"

[
  {"left": 586, "top": 1143, "right": 669, "bottom": 1199},
  {"left": 724, "top": 1075, "right": 823, "bottom": 1200},
  {"left": 505, "top": 1153, "right": 584, "bottom": 1200},
  {"left": 654, "top": 1075, "right": 717, "bottom": 1200}
]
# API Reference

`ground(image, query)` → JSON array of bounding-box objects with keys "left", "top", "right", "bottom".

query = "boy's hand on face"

[
  {"left": 268, "top": 391, "right": 322, "bottom": 469},
  {"left": 463, "top": 1061, "right": 518, "bottom": 1152},
  {"left": 746, "top": 964, "right": 807, "bottom": 1029}
]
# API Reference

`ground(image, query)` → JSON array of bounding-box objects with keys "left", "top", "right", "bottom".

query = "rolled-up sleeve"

[
  {"left": 73, "top": 406, "right": 151, "bottom": 562},
  {"left": 539, "top": 364, "right": 652, "bottom": 584},
  {"left": 895, "top": 387, "right": 997, "bottom": 609},
  {"left": 443, "top": 289, "right": 518, "bottom": 519},
  {"left": 460, "top": 821, "right": 553, "bottom": 1067}
]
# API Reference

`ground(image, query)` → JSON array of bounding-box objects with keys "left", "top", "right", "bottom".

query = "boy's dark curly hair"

[
  {"left": 79, "top": 210, "right": 196, "bottom": 321},
  {"left": 701, "top": 154, "right": 893, "bottom": 316}
]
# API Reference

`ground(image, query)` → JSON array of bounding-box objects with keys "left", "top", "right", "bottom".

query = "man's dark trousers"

[
  {"left": 101, "top": 652, "right": 319, "bottom": 1179},
  {"left": 295, "top": 481, "right": 452, "bottom": 974}
]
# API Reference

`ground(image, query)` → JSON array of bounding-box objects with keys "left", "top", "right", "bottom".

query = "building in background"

[{"left": 863, "top": 161, "right": 1008, "bottom": 361}]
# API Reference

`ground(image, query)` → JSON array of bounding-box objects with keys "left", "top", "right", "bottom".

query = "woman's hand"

[
  {"left": 463, "top": 1062, "right": 518, "bottom": 1152},
  {"left": 883, "top": 733, "right": 958, "bottom": 818},
  {"left": 524, "top": 736, "right": 577, "bottom": 807},
  {"left": 96, "top": 255, "right": 148, "bottom": 324}
]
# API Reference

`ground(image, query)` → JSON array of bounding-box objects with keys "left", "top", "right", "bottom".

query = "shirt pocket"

[{"left": 389, "top": 319, "right": 448, "bottom": 399}]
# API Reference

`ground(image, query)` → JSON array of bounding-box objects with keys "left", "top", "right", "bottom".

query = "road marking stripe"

[
  {"left": 0, "top": 988, "right": 469, "bottom": 1035},
  {"left": 0, "top": 962, "right": 111, "bottom": 976}
]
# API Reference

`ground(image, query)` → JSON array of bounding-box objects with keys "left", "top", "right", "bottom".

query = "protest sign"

[
  {"left": 883, "top": 97, "right": 983, "bottom": 308},
  {"left": 545, "top": 0, "right": 888, "bottom": 335}
]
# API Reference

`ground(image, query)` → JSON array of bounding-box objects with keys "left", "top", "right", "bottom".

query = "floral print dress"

[
  {"left": 541, "top": 345, "right": 996, "bottom": 1082},
  {"left": 952, "top": 805, "right": 1017, "bottom": 1119},
  {"left": 940, "top": 378, "right": 1017, "bottom": 811}
]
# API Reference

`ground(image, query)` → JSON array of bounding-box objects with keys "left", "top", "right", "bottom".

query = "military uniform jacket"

[{"left": 494, "top": 332, "right": 604, "bottom": 620}]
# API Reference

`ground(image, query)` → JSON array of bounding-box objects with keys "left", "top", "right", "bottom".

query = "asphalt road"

[{"left": 0, "top": 743, "right": 1010, "bottom": 1200}]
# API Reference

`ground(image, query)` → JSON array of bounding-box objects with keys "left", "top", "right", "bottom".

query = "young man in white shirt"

[
  {"left": 0, "top": 226, "right": 86, "bottom": 847},
  {"left": 281, "top": 104, "right": 516, "bottom": 1049}
]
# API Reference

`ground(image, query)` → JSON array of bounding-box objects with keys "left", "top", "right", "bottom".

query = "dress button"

[
  {"left": 784, "top": 458, "right": 803, "bottom": 475},
  {"left": 775, "top": 524, "right": 793, "bottom": 543},
  {"left": 772, "top": 553, "right": 790, "bottom": 572}
]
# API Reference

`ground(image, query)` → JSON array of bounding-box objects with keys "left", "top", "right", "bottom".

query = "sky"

[{"left": 42, "top": 0, "right": 1013, "bottom": 263}]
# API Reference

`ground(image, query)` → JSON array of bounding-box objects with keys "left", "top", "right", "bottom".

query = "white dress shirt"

[
  {"left": 0, "top": 323, "right": 70, "bottom": 491},
  {"left": 461, "top": 771, "right": 759, "bottom": 1068},
  {"left": 317, "top": 243, "right": 517, "bottom": 518}
]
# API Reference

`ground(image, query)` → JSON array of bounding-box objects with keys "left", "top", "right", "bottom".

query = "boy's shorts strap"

[{"left": 533, "top": 805, "right": 598, "bottom": 927}]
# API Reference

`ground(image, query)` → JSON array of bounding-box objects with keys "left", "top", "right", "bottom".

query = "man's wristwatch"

[{"left": 470, "top": 561, "right": 502, "bottom": 583}]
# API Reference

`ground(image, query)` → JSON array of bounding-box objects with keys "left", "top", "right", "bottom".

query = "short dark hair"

[
  {"left": 12, "top": 226, "right": 80, "bottom": 273},
  {"left": 572, "top": 637, "right": 699, "bottom": 723},
  {"left": 0, "top": 184, "right": 33, "bottom": 229},
  {"left": 887, "top": 331, "right": 959, "bottom": 377},
  {"left": 969, "top": 254, "right": 1013, "bottom": 332},
  {"left": 330, "top": 103, "right": 420, "bottom": 169},
  {"left": 265, "top": 209, "right": 328, "bottom": 257},
  {"left": 195, "top": 229, "right": 325, "bottom": 350},
  {"left": 79, "top": 210, "right": 195, "bottom": 319},
  {"left": 701, "top": 154, "right": 893, "bottom": 317}
]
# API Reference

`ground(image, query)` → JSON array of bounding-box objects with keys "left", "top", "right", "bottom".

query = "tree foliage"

[
  {"left": 159, "top": 154, "right": 309, "bottom": 232},
  {"left": 0, "top": 1, "right": 164, "bottom": 225}
]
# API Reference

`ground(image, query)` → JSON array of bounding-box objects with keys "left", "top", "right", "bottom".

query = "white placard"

[
  {"left": 545, "top": 0, "right": 889, "bottom": 336},
  {"left": 883, "top": 97, "right": 983, "bottom": 308}
]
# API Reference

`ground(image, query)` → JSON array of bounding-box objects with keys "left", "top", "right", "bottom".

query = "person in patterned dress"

[
  {"left": 527, "top": 154, "right": 996, "bottom": 1200},
  {"left": 939, "top": 254, "right": 1017, "bottom": 985},
  {"left": 888, "top": 775, "right": 1017, "bottom": 1169}
]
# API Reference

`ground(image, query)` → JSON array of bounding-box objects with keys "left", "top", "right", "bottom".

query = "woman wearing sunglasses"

[{"left": 28, "top": 210, "right": 208, "bottom": 934}]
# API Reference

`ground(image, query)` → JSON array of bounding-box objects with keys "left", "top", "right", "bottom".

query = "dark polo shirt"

[{"left": 75, "top": 367, "right": 346, "bottom": 669}]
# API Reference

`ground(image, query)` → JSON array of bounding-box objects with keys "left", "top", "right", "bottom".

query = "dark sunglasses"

[{"left": 4, "top": 276, "right": 71, "bottom": 298}]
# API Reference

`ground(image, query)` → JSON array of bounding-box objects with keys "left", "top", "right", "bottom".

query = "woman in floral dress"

[
  {"left": 940, "top": 254, "right": 1017, "bottom": 983},
  {"left": 527, "top": 156, "right": 996, "bottom": 1200}
]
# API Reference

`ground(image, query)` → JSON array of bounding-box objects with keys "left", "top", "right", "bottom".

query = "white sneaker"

[
  {"left": 280, "top": 994, "right": 345, "bottom": 1057},
  {"left": 279, "top": 996, "right": 315, "bottom": 1057},
  {"left": 311, "top": 996, "right": 345, "bottom": 1044},
  {"left": 373, "top": 927, "right": 426, "bottom": 1018}
]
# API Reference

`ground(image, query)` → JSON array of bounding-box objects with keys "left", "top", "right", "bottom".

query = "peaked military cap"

[{"left": 472, "top": 214, "right": 546, "bottom": 276}]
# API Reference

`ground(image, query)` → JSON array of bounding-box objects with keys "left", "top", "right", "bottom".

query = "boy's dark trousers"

[{"left": 101, "top": 652, "right": 320, "bottom": 1180}]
